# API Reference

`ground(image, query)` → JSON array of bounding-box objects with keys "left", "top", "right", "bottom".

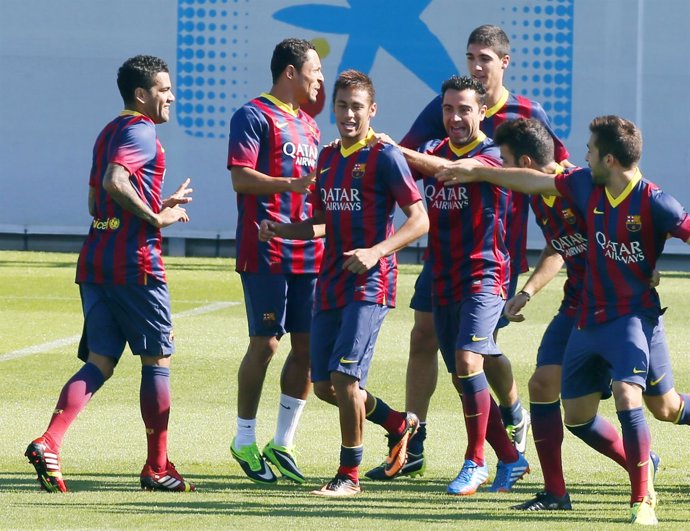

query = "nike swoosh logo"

[
  {"left": 320, "top": 167, "right": 330, "bottom": 174},
  {"left": 280, "top": 403, "right": 292, "bottom": 410},
  {"left": 649, "top": 373, "right": 666, "bottom": 386},
  {"left": 276, "top": 122, "right": 289, "bottom": 129},
  {"left": 632, "top": 367, "right": 645, "bottom": 374},
  {"left": 256, "top": 466, "right": 275, "bottom": 480},
  {"left": 464, "top": 412, "right": 482, "bottom": 418},
  {"left": 339, "top": 357, "right": 358, "bottom": 364},
  {"left": 637, "top": 459, "right": 649, "bottom": 468},
  {"left": 593, "top": 207, "right": 604, "bottom": 214},
  {"left": 471, "top": 335, "right": 488, "bottom": 342}
]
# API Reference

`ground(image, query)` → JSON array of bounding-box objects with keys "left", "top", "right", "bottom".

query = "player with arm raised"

[
  {"left": 25, "top": 55, "right": 195, "bottom": 493},
  {"left": 438, "top": 115, "right": 690, "bottom": 525}
]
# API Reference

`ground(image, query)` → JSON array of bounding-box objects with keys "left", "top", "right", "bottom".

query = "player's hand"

[
  {"left": 156, "top": 206, "right": 189, "bottom": 228},
  {"left": 342, "top": 248, "right": 383, "bottom": 274},
  {"left": 436, "top": 161, "right": 476, "bottom": 186},
  {"left": 369, "top": 132, "right": 396, "bottom": 148},
  {"left": 503, "top": 292, "right": 529, "bottom": 322},
  {"left": 324, "top": 138, "right": 341, "bottom": 149},
  {"left": 259, "top": 219, "right": 279, "bottom": 242},
  {"left": 650, "top": 269, "right": 661, "bottom": 288},
  {"left": 289, "top": 172, "right": 316, "bottom": 194},
  {"left": 162, "top": 178, "right": 193, "bottom": 209}
]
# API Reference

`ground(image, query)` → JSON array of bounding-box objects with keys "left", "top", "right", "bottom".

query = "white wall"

[{"left": 2, "top": 0, "right": 689, "bottom": 252}]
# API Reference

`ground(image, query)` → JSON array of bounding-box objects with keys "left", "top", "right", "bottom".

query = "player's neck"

[
  {"left": 606, "top": 167, "right": 639, "bottom": 198},
  {"left": 484, "top": 85, "right": 507, "bottom": 109},
  {"left": 268, "top": 86, "right": 301, "bottom": 112},
  {"left": 542, "top": 161, "right": 562, "bottom": 174}
]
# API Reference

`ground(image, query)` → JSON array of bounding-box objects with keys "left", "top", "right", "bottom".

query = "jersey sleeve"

[
  {"left": 227, "top": 104, "right": 266, "bottom": 170},
  {"left": 378, "top": 145, "right": 422, "bottom": 207},
  {"left": 650, "top": 188, "right": 690, "bottom": 241},
  {"left": 110, "top": 120, "right": 157, "bottom": 176},
  {"left": 400, "top": 94, "right": 445, "bottom": 149},
  {"left": 555, "top": 168, "right": 591, "bottom": 212},
  {"left": 530, "top": 101, "right": 570, "bottom": 163}
]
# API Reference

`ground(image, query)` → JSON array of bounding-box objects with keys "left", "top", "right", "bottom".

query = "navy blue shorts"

[
  {"left": 409, "top": 260, "right": 432, "bottom": 313},
  {"left": 310, "top": 301, "right": 389, "bottom": 388},
  {"left": 536, "top": 309, "right": 576, "bottom": 368},
  {"left": 240, "top": 272, "right": 316, "bottom": 337},
  {"left": 561, "top": 314, "right": 655, "bottom": 400},
  {"left": 77, "top": 281, "right": 174, "bottom": 363},
  {"left": 644, "top": 317, "right": 675, "bottom": 397},
  {"left": 433, "top": 292, "right": 504, "bottom": 373}
]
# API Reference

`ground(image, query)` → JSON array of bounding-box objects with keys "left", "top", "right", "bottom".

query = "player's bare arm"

[
  {"left": 504, "top": 243, "right": 564, "bottom": 322},
  {"left": 436, "top": 164, "right": 561, "bottom": 196},
  {"left": 162, "top": 177, "right": 193, "bottom": 209},
  {"left": 103, "top": 163, "right": 188, "bottom": 228},
  {"left": 231, "top": 166, "right": 315, "bottom": 195},
  {"left": 372, "top": 132, "right": 463, "bottom": 177},
  {"left": 258, "top": 209, "right": 326, "bottom": 242},
  {"left": 342, "top": 200, "right": 428, "bottom": 274}
]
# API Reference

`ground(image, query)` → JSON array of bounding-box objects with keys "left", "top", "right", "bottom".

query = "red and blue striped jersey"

[
  {"left": 76, "top": 111, "right": 166, "bottom": 285},
  {"left": 309, "top": 131, "right": 422, "bottom": 311},
  {"left": 530, "top": 185, "right": 587, "bottom": 317},
  {"left": 555, "top": 168, "right": 690, "bottom": 327},
  {"left": 419, "top": 134, "right": 508, "bottom": 306},
  {"left": 228, "top": 93, "right": 324, "bottom": 274},
  {"left": 401, "top": 88, "right": 569, "bottom": 275}
]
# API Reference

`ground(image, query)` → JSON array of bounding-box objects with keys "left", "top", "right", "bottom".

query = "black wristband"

[{"left": 517, "top": 290, "right": 532, "bottom": 301}]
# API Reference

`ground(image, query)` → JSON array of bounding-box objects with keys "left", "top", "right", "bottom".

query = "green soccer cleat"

[
  {"left": 231, "top": 439, "right": 277, "bottom": 484},
  {"left": 263, "top": 439, "right": 305, "bottom": 484}
]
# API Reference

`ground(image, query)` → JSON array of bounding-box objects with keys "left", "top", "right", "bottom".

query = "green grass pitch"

[{"left": 1, "top": 250, "right": 689, "bottom": 529}]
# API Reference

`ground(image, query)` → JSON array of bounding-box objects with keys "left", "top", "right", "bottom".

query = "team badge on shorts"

[
  {"left": 351, "top": 163, "right": 366, "bottom": 179},
  {"left": 263, "top": 312, "right": 276, "bottom": 323},
  {"left": 561, "top": 208, "right": 576, "bottom": 225},
  {"left": 626, "top": 215, "right": 642, "bottom": 232}
]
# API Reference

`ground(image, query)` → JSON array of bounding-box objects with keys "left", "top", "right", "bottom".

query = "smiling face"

[
  {"left": 465, "top": 43, "right": 509, "bottom": 95},
  {"left": 442, "top": 88, "right": 485, "bottom": 147},
  {"left": 294, "top": 49, "right": 324, "bottom": 105},
  {"left": 137, "top": 72, "right": 175, "bottom": 124},
  {"left": 333, "top": 86, "right": 376, "bottom": 149}
]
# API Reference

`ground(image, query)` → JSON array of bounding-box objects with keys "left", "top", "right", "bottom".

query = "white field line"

[{"left": 0, "top": 301, "right": 238, "bottom": 363}]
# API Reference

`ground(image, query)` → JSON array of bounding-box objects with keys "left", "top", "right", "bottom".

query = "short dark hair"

[
  {"left": 270, "top": 38, "right": 316, "bottom": 84},
  {"left": 332, "top": 69, "right": 375, "bottom": 104},
  {"left": 441, "top": 75, "right": 487, "bottom": 106},
  {"left": 467, "top": 25, "right": 511, "bottom": 58},
  {"left": 117, "top": 55, "right": 169, "bottom": 105},
  {"left": 493, "top": 118, "right": 555, "bottom": 167},
  {"left": 589, "top": 115, "right": 642, "bottom": 167}
]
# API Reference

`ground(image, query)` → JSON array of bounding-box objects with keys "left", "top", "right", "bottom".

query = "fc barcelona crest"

[
  {"left": 626, "top": 215, "right": 642, "bottom": 232},
  {"left": 352, "top": 163, "right": 366, "bottom": 179},
  {"left": 561, "top": 208, "right": 576, "bottom": 225}
]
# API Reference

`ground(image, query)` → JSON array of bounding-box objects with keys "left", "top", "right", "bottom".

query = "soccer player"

[
  {"left": 437, "top": 115, "right": 690, "bottom": 524},
  {"left": 490, "top": 118, "right": 690, "bottom": 514},
  {"left": 24, "top": 55, "right": 195, "bottom": 493},
  {"left": 399, "top": 25, "right": 571, "bottom": 466},
  {"left": 260, "top": 69, "right": 429, "bottom": 496},
  {"left": 227, "top": 39, "right": 324, "bottom": 484},
  {"left": 368, "top": 76, "right": 529, "bottom": 495}
]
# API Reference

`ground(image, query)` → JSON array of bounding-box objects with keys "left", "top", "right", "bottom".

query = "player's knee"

[
  {"left": 247, "top": 336, "right": 279, "bottom": 362},
  {"left": 528, "top": 372, "right": 556, "bottom": 402},
  {"left": 313, "top": 381, "right": 336, "bottom": 404},
  {"left": 409, "top": 322, "right": 437, "bottom": 355}
]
